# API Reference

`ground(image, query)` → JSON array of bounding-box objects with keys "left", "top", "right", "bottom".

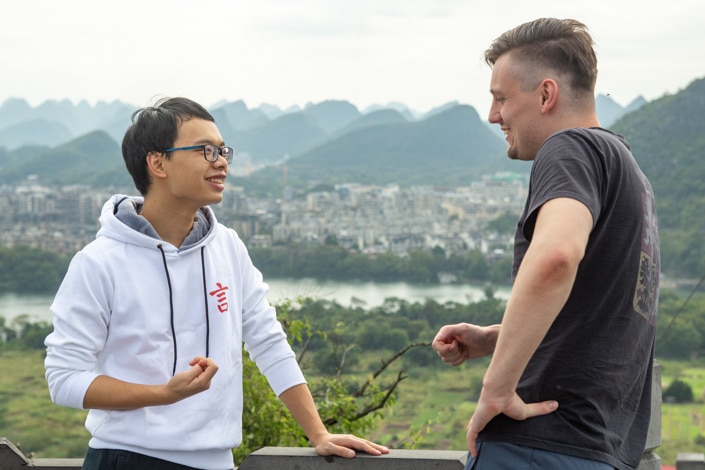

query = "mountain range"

[
  {"left": 0, "top": 92, "right": 646, "bottom": 187},
  {"left": 0, "top": 76, "right": 704, "bottom": 279}
]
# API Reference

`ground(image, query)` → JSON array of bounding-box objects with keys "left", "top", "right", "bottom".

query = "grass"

[
  {"left": 3, "top": 348, "right": 705, "bottom": 466},
  {"left": 371, "top": 356, "right": 705, "bottom": 465},
  {"left": 0, "top": 349, "right": 89, "bottom": 458}
]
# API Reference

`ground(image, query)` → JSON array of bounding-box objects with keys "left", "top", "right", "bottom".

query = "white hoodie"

[{"left": 45, "top": 195, "right": 306, "bottom": 469}]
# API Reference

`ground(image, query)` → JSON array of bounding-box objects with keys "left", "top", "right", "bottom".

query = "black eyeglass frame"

[{"left": 162, "top": 144, "right": 234, "bottom": 164}]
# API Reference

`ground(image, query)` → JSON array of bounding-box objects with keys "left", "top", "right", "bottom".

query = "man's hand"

[
  {"left": 82, "top": 356, "right": 220, "bottom": 410},
  {"left": 164, "top": 356, "right": 219, "bottom": 402},
  {"left": 432, "top": 323, "right": 499, "bottom": 366},
  {"left": 312, "top": 432, "right": 389, "bottom": 459},
  {"left": 466, "top": 390, "right": 558, "bottom": 457}
]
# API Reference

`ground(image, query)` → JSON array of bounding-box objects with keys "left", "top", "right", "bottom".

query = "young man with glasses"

[
  {"left": 432, "top": 18, "right": 659, "bottom": 470},
  {"left": 45, "top": 97, "right": 389, "bottom": 470}
]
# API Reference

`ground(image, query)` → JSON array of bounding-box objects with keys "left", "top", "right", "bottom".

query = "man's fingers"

[
  {"left": 525, "top": 400, "right": 559, "bottom": 418},
  {"left": 315, "top": 435, "right": 389, "bottom": 459},
  {"left": 466, "top": 425, "right": 479, "bottom": 457}
]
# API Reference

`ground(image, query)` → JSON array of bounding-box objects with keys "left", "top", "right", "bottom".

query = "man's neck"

[{"left": 140, "top": 198, "right": 198, "bottom": 248}]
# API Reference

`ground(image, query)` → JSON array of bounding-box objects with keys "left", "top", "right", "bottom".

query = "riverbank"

[{"left": 0, "top": 279, "right": 511, "bottom": 323}]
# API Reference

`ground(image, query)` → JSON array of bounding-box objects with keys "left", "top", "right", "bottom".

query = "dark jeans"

[
  {"left": 465, "top": 442, "right": 616, "bottom": 470},
  {"left": 82, "top": 447, "right": 205, "bottom": 470}
]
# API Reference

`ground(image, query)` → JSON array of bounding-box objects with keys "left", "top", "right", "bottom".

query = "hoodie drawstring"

[
  {"left": 200, "top": 246, "right": 210, "bottom": 358},
  {"left": 157, "top": 244, "right": 178, "bottom": 376},
  {"left": 158, "top": 244, "right": 211, "bottom": 376}
]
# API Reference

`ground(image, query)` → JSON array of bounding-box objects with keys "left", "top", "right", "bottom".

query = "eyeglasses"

[{"left": 163, "top": 144, "right": 234, "bottom": 164}]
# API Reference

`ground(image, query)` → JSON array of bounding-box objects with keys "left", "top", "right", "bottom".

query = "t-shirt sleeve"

[{"left": 523, "top": 132, "right": 603, "bottom": 239}]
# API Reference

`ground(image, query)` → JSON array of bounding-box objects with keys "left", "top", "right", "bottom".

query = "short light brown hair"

[{"left": 485, "top": 18, "right": 597, "bottom": 96}]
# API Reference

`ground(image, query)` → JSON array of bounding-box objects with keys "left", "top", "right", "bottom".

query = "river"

[{"left": 0, "top": 278, "right": 510, "bottom": 323}]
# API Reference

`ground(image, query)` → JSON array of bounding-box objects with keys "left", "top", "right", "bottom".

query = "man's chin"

[{"left": 506, "top": 149, "right": 519, "bottom": 160}]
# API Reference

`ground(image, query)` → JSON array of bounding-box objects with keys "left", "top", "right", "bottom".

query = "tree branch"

[{"left": 353, "top": 341, "right": 429, "bottom": 398}]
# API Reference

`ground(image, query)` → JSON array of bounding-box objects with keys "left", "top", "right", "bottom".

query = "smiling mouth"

[{"left": 207, "top": 177, "right": 225, "bottom": 184}]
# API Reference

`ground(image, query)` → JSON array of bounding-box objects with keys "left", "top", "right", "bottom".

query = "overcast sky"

[{"left": 2, "top": 0, "right": 703, "bottom": 116}]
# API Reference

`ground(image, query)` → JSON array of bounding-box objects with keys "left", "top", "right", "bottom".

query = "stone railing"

[
  {"left": 0, "top": 363, "right": 680, "bottom": 469},
  {"left": 0, "top": 442, "right": 470, "bottom": 469}
]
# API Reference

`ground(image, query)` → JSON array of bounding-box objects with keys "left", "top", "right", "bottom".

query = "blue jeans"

[
  {"left": 82, "top": 447, "right": 207, "bottom": 470},
  {"left": 465, "top": 442, "right": 615, "bottom": 470}
]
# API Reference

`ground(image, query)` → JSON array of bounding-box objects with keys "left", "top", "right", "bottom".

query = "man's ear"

[
  {"left": 146, "top": 151, "right": 168, "bottom": 180},
  {"left": 539, "top": 78, "right": 559, "bottom": 113}
]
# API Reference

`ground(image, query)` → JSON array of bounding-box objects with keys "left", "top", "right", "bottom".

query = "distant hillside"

[
  {"left": 250, "top": 104, "right": 512, "bottom": 187},
  {"left": 302, "top": 100, "right": 362, "bottom": 134},
  {"left": 0, "top": 99, "right": 134, "bottom": 151},
  {"left": 230, "top": 112, "right": 328, "bottom": 164},
  {"left": 0, "top": 119, "right": 72, "bottom": 149},
  {"left": 212, "top": 100, "right": 269, "bottom": 131},
  {"left": 0, "top": 131, "right": 130, "bottom": 188},
  {"left": 335, "top": 109, "right": 409, "bottom": 137},
  {"left": 612, "top": 76, "right": 705, "bottom": 277}
]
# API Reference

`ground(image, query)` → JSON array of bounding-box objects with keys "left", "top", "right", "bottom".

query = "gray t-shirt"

[{"left": 480, "top": 128, "right": 659, "bottom": 470}]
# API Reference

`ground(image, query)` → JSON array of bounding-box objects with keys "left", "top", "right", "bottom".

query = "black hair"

[{"left": 121, "top": 97, "right": 214, "bottom": 195}]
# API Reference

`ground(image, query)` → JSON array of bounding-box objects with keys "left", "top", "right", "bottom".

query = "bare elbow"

[{"left": 538, "top": 244, "right": 584, "bottom": 281}]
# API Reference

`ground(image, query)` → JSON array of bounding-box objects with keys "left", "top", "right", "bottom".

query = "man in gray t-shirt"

[{"left": 432, "top": 18, "right": 658, "bottom": 470}]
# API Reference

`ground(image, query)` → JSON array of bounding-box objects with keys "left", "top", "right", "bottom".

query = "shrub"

[{"left": 663, "top": 379, "right": 694, "bottom": 403}]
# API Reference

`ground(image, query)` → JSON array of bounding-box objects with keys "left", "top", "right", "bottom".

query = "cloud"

[{"left": 2, "top": 0, "right": 703, "bottom": 113}]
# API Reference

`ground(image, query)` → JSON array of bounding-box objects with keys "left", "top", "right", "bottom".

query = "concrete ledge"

[
  {"left": 637, "top": 451, "right": 662, "bottom": 470},
  {"left": 239, "top": 447, "right": 468, "bottom": 469},
  {"left": 645, "top": 361, "right": 662, "bottom": 452},
  {"left": 0, "top": 437, "right": 31, "bottom": 469},
  {"left": 31, "top": 459, "right": 86, "bottom": 469},
  {"left": 676, "top": 452, "right": 705, "bottom": 470}
]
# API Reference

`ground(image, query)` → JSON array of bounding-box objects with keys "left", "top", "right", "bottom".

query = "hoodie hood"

[{"left": 97, "top": 194, "right": 216, "bottom": 253}]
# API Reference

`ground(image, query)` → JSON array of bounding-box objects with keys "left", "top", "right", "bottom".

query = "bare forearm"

[
  {"left": 279, "top": 383, "right": 328, "bottom": 445},
  {"left": 83, "top": 357, "right": 218, "bottom": 410},
  {"left": 83, "top": 375, "right": 175, "bottom": 410},
  {"left": 483, "top": 324, "right": 501, "bottom": 353},
  {"left": 279, "top": 383, "right": 390, "bottom": 458}
]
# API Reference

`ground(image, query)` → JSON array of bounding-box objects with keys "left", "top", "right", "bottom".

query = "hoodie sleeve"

[
  {"left": 233, "top": 232, "right": 306, "bottom": 396},
  {"left": 44, "top": 250, "right": 112, "bottom": 409}
]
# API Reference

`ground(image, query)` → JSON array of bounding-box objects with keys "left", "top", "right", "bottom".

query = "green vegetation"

[
  {"left": 0, "top": 350, "right": 90, "bottom": 458},
  {"left": 249, "top": 244, "right": 513, "bottom": 285},
  {"left": 658, "top": 359, "right": 705, "bottom": 463},
  {"left": 0, "top": 246, "right": 71, "bottom": 294},
  {"left": 656, "top": 288, "right": 705, "bottom": 359},
  {"left": 0, "top": 130, "right": 132, "bottom": 189},
  {"left": 3, "top": 290, "right": 705, "bottom": 466}
]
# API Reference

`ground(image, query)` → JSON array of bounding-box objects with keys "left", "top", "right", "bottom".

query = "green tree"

[
  {"left": 656, "top": 290, "right": 705, "bottom": 359},
  {"left": 234, "top": 298, "right": 426, "bottom": 465},
  {"left": 370, "top": 252, "right": 404, "bottom": 281},
  {"left": 0, "top": 246, "right": 71, "bottom": 294},
  {"left": 405, "top": 250, "right": 434, "bottom": 283},
  {"left": 0, "top": 314, "right": 53, "bottom": 350},
  {"left": 463, "top": 249, "right": 489, "bottom": 281},
  {"left": 488, "top": 255, "right": 513, "bottom": 284}
]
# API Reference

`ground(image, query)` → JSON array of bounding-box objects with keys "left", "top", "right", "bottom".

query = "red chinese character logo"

[{"left": 209, "top": 282, "right": 229, "bottom": 313}]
